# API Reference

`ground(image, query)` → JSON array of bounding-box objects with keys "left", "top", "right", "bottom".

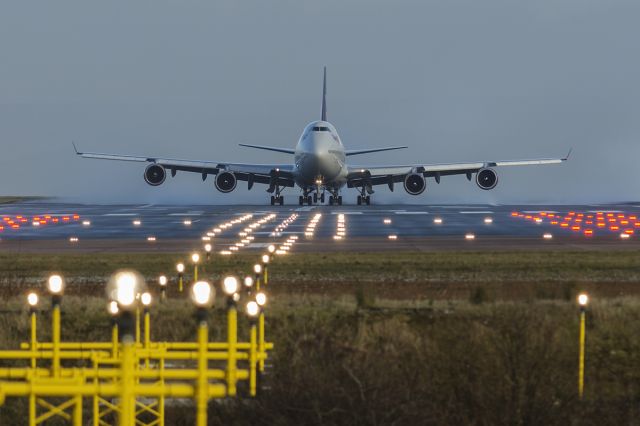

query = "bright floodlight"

[
  {"left": 267, "top": 244, "right": 276, "bottom": 254},
  {"left": 191, "top": 281, "right": 215, "bottom": 308},
  {"left": 256, "top": 292, "right": 267, "bottom": 306},
  {"left": 159, "top": 275, "right": 168, "bottom": 287},
  {"left": 222, "top": 276, "right": 239, "bottom": 295},
  {"left": 246, "top": 301, "right": 259, "bottom": 317},
  {"left": 253, "top": 264, "right": 262, "bottom": 274},
  {"left": 262, "top": 254, "right": 270, "bottom": 264},
  {"left": 204, "top": 243, "right": 212, "bottom": 253},
  {"left": 191, "top": 253, "right": 200, "bottom": 264},
  {"left": 27, "top": 292, "right": 39, "bottom": 307},
  {"left": 578, "top": 293, "right": 589, "bottom": 307},
  {"left": 108, "top": 300, "right": 119, "bottom": 316},
  {"left": 244, "top": 276, "right": 254, "bottom": 288},
  {"left": 141, "top": 292, "right": 152, "bottom": 307},
  {"left": 47, "top": 275, "right": 65, "bottom": 295},
  {"left": 176, "top": 263, "right": 185, "bottom": 273}
]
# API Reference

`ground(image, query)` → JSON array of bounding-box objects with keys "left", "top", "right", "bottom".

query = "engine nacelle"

[
  {"left": 144, "top": 164, "right": 166, "bottom": 186},
  {"left": 215, "top": 171, "right": 237, "bottom": 193},
  {"left": 476, "top": 168, "right": 498, "bottom": 190},
  {"left": 403, "top": 173, "right": 426, "bottom": 195}
]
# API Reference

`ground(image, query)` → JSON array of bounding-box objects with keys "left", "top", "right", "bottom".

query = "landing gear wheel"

[
  {"left": 270, "top": 196, "right": 275, "bottom": 206},
  {"left": 307, "top": 196, "right": 312, "bottom": 206},
  {"left": 365, "top": 196, "right": 371, "bottom": 205},
  {"left": 357, "top": 195, "right": 362, "bottom": 205},
  {"left": 299, "top": 196, "right": 304, "bottom": 206},
  {"left": 313, "top": 193, "right": 318, "bottom": 203},
  {"left": 320, "top": 193, "right": 325, "bottom": 203},
  {"left": 329, "top": 196, "right": 334, "bottom": 206},
  {"left": 338, "top": 196, "right": 343, "bottom": 205},
  {"left": 279, "top": 196, "right": 284, "bottom": 206}
]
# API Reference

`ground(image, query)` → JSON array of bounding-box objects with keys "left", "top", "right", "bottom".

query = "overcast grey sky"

[{"left": 1, "top": 0, "right": 639, "bottom": 204}]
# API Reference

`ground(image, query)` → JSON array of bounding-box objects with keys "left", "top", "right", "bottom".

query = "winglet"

[
  {"left": 72, "top": 142, "right": 81, "bottom": 155},
  {"left": 563, "top": 147, "right": 573, "bottom": 161},
  {"left": 321, "top": 66, "right": 327, "bottom": 121}
]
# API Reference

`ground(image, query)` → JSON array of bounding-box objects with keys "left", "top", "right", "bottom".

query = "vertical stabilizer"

[{"left": 321, "top": 67, "right": 327, "bottom": 121}]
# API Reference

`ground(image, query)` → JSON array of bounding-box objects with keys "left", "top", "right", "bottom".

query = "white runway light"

[
  {"left": 465, "top": 233, "right": 475, "bottom": 240},
  {"left": 543, "top": 233, "right": 553, "bottom": 240},
  {"left": 484, "top": 217, "right": 493, "bottom": 224},
  {"left": 147, "top": 236, "right": 156, "bottom": 242},
  {"left": 433, "top": 218, "right": 443, "bottom": 224},
  {"left": 388, "top": 234, "right": 398, "bottom": 240},
  {"left": 133, "top": 220, "right": 142, "bottom": 226}
]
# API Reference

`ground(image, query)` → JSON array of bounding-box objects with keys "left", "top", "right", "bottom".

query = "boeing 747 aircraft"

[{"left": 75, "top": 68, "right": 569, "bottom": 205}]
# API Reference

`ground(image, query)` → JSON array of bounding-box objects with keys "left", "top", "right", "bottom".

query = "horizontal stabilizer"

[
  {"left": 239, "top": 144, "right": 296, "bottom": 155},
  {"left": 345, "top": 146, "right": 408, "bottom": 156}
]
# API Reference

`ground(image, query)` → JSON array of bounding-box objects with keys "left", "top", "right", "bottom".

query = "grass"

[{"left": 1, "top": 250, "right": 640, "bottom": 424}]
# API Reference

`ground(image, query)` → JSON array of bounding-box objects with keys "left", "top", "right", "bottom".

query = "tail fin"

[{"left": 321, "top": 66, "right": 327, "bottom": 121}]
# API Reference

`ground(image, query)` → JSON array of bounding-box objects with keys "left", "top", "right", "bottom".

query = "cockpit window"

[{"left": 312, "top": 126, "right": 330, "bottom": 132}]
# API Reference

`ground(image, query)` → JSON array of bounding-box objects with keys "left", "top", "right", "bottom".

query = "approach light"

[
  {"left": 108, "top": 300, "right": 119, "bottom": 316},
  {"left": 191, "top": 253, "right": 200, "bottom": 264},
  {"left": 190, "top": 281, "right": 215, "bottom": 308},
  {"left": 176, "top": 263, "right": 185, "bottom": 273},
  {"left": 27, "top": 292, "right": 39, "bottom": 307},
  {"left": 268, "top": 245, "right": 276, "bottom": 254},
  {"left": 204, "top": 243, "right": 212, "bottom": 253},
  {"left": 578, "top": 293, "right": 589, "bottom": 307},
  {"left": 262, "top": 254, "right": 270, "bottom": 264},
  {"left": 47, "top": 275, "right": 65, "bottom": 295},
  {"left": 159, "top": 275, "right": 168, "bottom": 287},
  {"left": 222, "top": 276, "right": 239, "bottom": 295},
  {"left": 244, "top": 276, "right": 254, "bottom": 288},
  {"left": 140, "top": 292, "right": 152, "bottom": 307},
  {"left": 254, "top": 264, "right": 262, "bottom": 274},
  {"left": 108, "top": 270, "right": 146, "bottom": 310},
  {"left": 256, "top": 292, "right": 267, "bottom": 306},
  {"left": 246, "top": 301, "right": 259, "bottom": 317}
]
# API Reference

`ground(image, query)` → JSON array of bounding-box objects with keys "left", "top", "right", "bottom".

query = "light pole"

[
  {"left": 578, "top": 293, "right": 589, "bottom": 400},
  {"left": 141, "top": 292, "right": 152, "bottom": 369},
  {"left": 108, "top": 270, "right": 146, "bottom": 426},
  {"left": 46, "top": 274, "right": 65, "bottom": 377},
  {"left": 246, "top": 300, "right": 260, "bottom": 396},
  {"left": 176, "top": 263, "right": 185, "bottom": 292},
  {"left": 190, "top": 280, "right": 215, "bottom": 426},
  {"left": 108, "top": 301, "right": 119, "bottom": 358},
  {"left": 253, "top": 264, "right": 262, "bottom": 291},
  {"left": 256, "top": 291, "right": 267, "bottom": 372},
  {"left": 158, "top": 275, "right": 168, "bottom": 301},
  {"left": 192, "top": 253, "right": 201, "bottom": 282},
  {"left": 261, "top": 254, "right": 270, "bottom": 286},
  {"left": 27, "top": 291, "right": 39, "bottom": 423},
  {"left": 222, "top": 276, "right": 239, "bottom": 396}
]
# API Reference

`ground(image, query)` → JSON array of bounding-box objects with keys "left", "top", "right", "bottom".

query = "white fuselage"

[{"left": 293, "top": 121, "right": 348, "bottom": 190}]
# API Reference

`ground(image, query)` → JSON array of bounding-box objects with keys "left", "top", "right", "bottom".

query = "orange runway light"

[
  {"left": 618, "top": 214, "right": 625, "bottom": 218},
  {"left": 540, "top": 212, "right": 547, "bottom": 216},
  {"left": 575, "top": 219, "right": 582, "bottom": 223},
  {"left": 625, "top": 229, "right": 634, "bottom": 235},
  {"left": 511, "top": 212, "right": 519, "bottom": 217},
  {"left": 561, "top": 223, "right": 569, "bottom": 228},
  {"left": 608, "top": 218, "right": 617, "bottom": 223},
  {"left": 571, "top": 226, "right": 581, "bottom": 231},
  {"left": 630, "top": 215, "right": 637, "bottom": 220},
  {"left": 525, "top": 215, "right": 532, "bottom": 220},
  {"left": 11, "top": 224, "right": 19, "bottom": 229},
  {"left": 597, "top": 222, "right": 606, "bottom": 228},
  {"left": 621, "top": 220, "right": 629, "bottom": 225},
  {"left": 550, "top": 221, "right": 559, "bottom": 225},
  {"left": 73, "top": 214, "right": 80, "bottom": 220},
  {"left": 634, "top": 222, "right": 640, "bottom": 228},
  {"left": 584, "top": 229, "right": 593, "bottom": 237},
  {"left": 610, "top": 226, "right": 620, "bottom": 231},
  {"left": 607, "top": 213, "right": 614, "bottom": 217}
]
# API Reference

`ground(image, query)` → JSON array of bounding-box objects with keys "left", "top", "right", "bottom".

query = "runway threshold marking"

[{"left": 395, "top": 211, "right": 429, "bottom": 215}]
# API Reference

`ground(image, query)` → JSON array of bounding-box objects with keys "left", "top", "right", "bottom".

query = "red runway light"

[
  {"left": 52, "top": 218, "right": 59, "bottom": 223},
  {"left": 571, "top": 226, "right": 581, "bottom": 231},
  {"left": 625, "top": 229, "right": 634, "bottom": 235},
  {"left": 540, "top": 212, "right": 547, "bottom": 216},
  {"left": 610, "top": 226, "right": 620, "bottom": 231},
  {"left": 568, "top": 212, "right": 575, "bottom": 216},
  {"left": 511, "top": 212, "right": 519, "bottom": 216},
  {"left": 561, "top": 223, "right": 569, "bottom": 228},
  {"left": 585, "top": 220, "right": 593, "bottom": 225},
  {"left": 635, "top": 222, "right": 640, "bottom": 228},
  {"left": 550, "top": 221, "right": 559, "bottom": 225},
  {"left": 584, "top": 229, "right": 593, "bottom": 236},
  {"left": 597, "top": 222, "right": 605, "bottom": 227}
]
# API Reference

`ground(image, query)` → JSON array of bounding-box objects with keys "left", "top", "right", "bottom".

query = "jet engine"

[
  {"left": 476, "top": 168, "right": 498, "bottom": 190},
  {"left": 144, "top": 164, "right": 166, "bottom": 186},
  {"left": 215, "top": 171, "right": 237, "bottom": 193},
  {"left": 403, "top": 173, "right": 426, "bottom": 195}
]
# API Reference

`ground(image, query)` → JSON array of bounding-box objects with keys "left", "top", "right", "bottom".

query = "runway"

[{"left": 2, "top": 201, "right": 640, "bottom": 252}]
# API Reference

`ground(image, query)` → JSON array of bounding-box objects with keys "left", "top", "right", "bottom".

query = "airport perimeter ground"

[{"left": 2, "top": 201, "right": 640, "bottom": 424}]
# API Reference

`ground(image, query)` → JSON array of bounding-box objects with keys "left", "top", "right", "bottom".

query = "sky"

[{"left": 1, "top": 0, "right": 639, "bottom": 205}]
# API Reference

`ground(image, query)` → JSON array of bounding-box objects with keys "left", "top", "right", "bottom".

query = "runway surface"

[{"left": 2, "top": 201, "right": 640, "bottom": 252}]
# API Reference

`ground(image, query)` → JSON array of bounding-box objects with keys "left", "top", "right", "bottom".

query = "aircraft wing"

[
  {"left": 347, "top": 151, "right": 570, "bottom": 192},
  {"left": 73, "top": 144, "right": 296, "bottom": 189}
]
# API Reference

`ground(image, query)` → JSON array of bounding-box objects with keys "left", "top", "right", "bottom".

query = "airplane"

[{"left": 75, "top": 67, "right": 569, "bottom": 206}]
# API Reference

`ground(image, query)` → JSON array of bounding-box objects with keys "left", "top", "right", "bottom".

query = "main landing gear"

[
  {"left": 357, "top": 195, "right": 371, "bottom": 205},
  {"left": 328, "top": 195, "right": 343, "bottom": 206},
  {"left": 270, "top": 195, "right": 284, "bottom": 206}
]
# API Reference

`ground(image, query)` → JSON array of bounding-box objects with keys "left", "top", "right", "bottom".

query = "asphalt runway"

[{"left": 2, "top": 201, "right": 640, "bottom": 252}]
